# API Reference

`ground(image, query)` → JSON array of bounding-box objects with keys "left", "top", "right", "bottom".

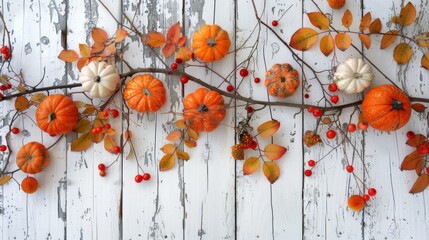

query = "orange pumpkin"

[
  {"left": 192, "top": 25, "right": 231, "bottom": 62},
  {"left": 36, "top": 94, "right": 79, "bottom": 135},
  {"left": 362, "top": 84, "right": 411, "bottom": 131},
  {"left": 183, "top": 88, "right": 226, "bottom": 132},
  {"left": 16, "top": 142, "right": 49, "bottom": 174},
  {"left": 265, "top": 64, "right": 300, "bottom": 98},
  {"left": 124, "top": 74, "right": 167, "bottom": 113}
]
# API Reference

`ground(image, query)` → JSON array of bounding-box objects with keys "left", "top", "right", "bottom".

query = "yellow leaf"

[
  {"left": 399, "top": 2, "right": 416, "bottom": 26},
  {"left": 421, "top": 53, "right": 429, "bottom": 70},
  {"left": 0, "top": 175, "right": 12, "bottom": 185},
  {"left": 320, "top": 35, "right": 334, "bottom": 56},
  {"left": 263, "top": 162, "right": 280, "bottom": 184},
  {"left": 161, "top": 144, "right": 176, "bottom": 154},
  {"left": 410, "top": 174, "right": 429, "bottom": 193},
  {"left": 176, "top": 151, "right": 190, "bottom": 161},
  {"left": 159, "top": 154, "right": 175, "bottom": 171},
  {"left": 342, "top": 9, "right": 353, "bottom": 28},
  {"left": 162, "top": 43, "right": 176, "bottom": 59},
  {"left": 106, "top": 128, "right": 116, "bottom": 136},
  {"left": 243, "top": 157, "right": 260, "bottom": 175},
  {"left": 104, "top": 135, "right": 116, "bottom": 153},
  {"left": 73, "top": 119, "right": 91, "bottom": 133},
  {"left": 16, "top": 84, "right": 27, "bottom": 93},
  {"left": 73, "top": 101, "right": 87, "bottom": 108},
  {"left": 92, "top": 27, "right": 108, "bottom": 43},
  {"left": 307, "top": 12, "right": 330, "bottom": 30},
  {"left": 380, "top": 30, "right": 398, "bottom": 49},
  {"left": 263, "top": 144, "right": 287, "bottom": 161},
  {"left": 290, "top": 28, "right": 318, "bottom": 51},
  {"left": 82, "top": 105, "right": 97, "bottom": 115},
  {"left": 187, "top": 128, "right": 199, "bottom": 140},
  {"left": 176, "top": 46, "right": 193, "bottom": 61},
  {"left": 79, "top": 44, "right": 91, "bottom": 58},
  {"left": 393, "top": 42, "right": 413, "bottom": 64},
  {"left": 15, "top": 96, "right": 29, "bottom": 112},
  {"left": 175, "top": 119, "right": 187, "bottom": 129},
  {"left": 184, "top": 139, "right": 197, "bottom": 148},
  {"left": 359, "top": 34, "right": 371, "bottom": 49},
  {"left": 359, "top": 12, "right": 372, "bottom": 31},
  {"left": 166, "top": 130, "right": 182, "bottom": 141},
  {"left": 335, "top": 33, "right": 352, "bottom": 51},
  {"left": 415, "top": 32, "right": 429, "bottom": 47},
  {"left": 369, "top": 18, "right": 382, "bottom": 33},
  {"left": 71, "top": 133, "right": 92, "bottom": 151},
  {"left": 114, "top": 29, "right": 128, "bottom": 43},
  {"left": 142, "top": 32, "right": 166, "bottom": 48},
  {"left": 257, "top": 119, "right": 280, "bottom": 138},
  {"left": 30, "top": 93, "right": 47, "bottom": 105},
  {"left": 58, "top": 50, "right": 79, "bottom": 62}
]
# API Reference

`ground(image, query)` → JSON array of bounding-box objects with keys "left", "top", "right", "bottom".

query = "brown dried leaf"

[
  {"left": 166, "top": 130, "right": 182, "bottom": 141},
  {"left": 393, "top": 42, "right": 413, "bottom": 64},
  {"left": 159, "top": 154, "right": 175, "bottom": 171},
  {"left": 412, "top": 103, "right": 426, "bottom": 113},
  {"left": 359, "top": 34, "right": 371, "bottom": 49},
  {"left": 399, "top": 2, "right": 416, "bottom": 26},
  {"left": 410, "top": 174, "right": 429, "bottom": 193},
  {"left": 415, "top": 32, "right": 429, "bottom": 48},
  {"left": 0, "top": 175, "right": 12, "bottom": 185},
  {"left": 73, "top": 119, "right": 91, "bottom": 133},
  {"left": 257, "top": 119, "right": 280, "bottom": 138},
  {"left": 82, "top": 105, "right": 97, "bottom": 115},
  {"left": 15, "top": 96, "right": 29, "bottom": 112},
  {"left": 104, "top": 135, "right": 116, "bottom": 153},
  {"left": 380, "top": 30, "right": 398, "bottom": 49},
  {"left": 176, "top": 46, "right": 193, "bottom": 61},
  {"left": 58, "top": 50, "right": 79, "bottom": 62},
  {"left": 307, "top": 12, "right": 330, "bottom": 30},
  {"left": 167, "top": 22, "right": 181, "bottom": 43},
  {"left": 92, "top": 27, "right": 108, "bottom": 43},
  {"left": 401, "top": 150, "right": 423, "bottom": 170},
  {"left": 243, "top": 157, "right": 260, "bottom": 175},
  {"left": 320, "top": 35, "right": 334, "bottom": 56},
  {"left": 73, "top": 101, "right": 87, "bottom": 108},
  {"left": 290, "top": 28, "right": 318, "bottom": 51},
  {"left": 142, "top": 32, "right": 166, "bottom": 48},
  {"left": 79, "top": 44, "right": 91, "bottom": 58},
  {"left": 263, "top": 162, "right": 280, "bottom": 184},
  {"left": 406, "top": 134, "right": 426, "bottom": 147},
  {"left": 161, "top": 144, "right": 176, "bottom": 154},
  {"left": 359, "top": 12, "right": 372, "bottom": 31},
  {"left": 416, "top": 159, "right": 426, "bottom": 175},
  {"left": 342, "top": 9, "right": 353, "bottom": 28},
  {"left": 335, "top": 33, "right": 352, "bottom": 51},
  {"left": 369, "top": 18, "right": 382, "bottom": 33},
  {"left": 421, "top": 53, "right": 429, "bottom": 70},
  {"left": 114, "top": 28, "right": 128, "bottom": 43},
  {"left": 176, "top": 151, "right": 190, "bottom": 161},
  {"left": 71, "top": 133, "right": 92, "bottom": 151},
  {"left": 30, "top": 93, "right": 47, "bottom": 105},
  {"left": 162, "top": 43, "right": 176, "bottom": 58}
]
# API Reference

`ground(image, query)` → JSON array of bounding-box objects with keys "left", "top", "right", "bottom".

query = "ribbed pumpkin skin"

[
  {"left": 16, "top": 142, "right": 49, "bottom": 174},
  {"left": 264, "top": 64, "right": 300, "bottom": 98},
  {"left": 36, "top": 94, "right": 79, "bottom": 135},
  {"left": 124, "top": 74, "right": 167, "bottom": 113},
  {"left": 183, "top": 88, "right": 226, "bottom": 132},
  {"left": 362, "top": 84, "right": 411, "bottom": 131},
  {"left": 192, "top": 25, "right": 231, "bottom": 62}
]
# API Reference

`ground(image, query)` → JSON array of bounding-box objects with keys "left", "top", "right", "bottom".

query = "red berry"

[
  {"left": 5, "top": 84, "right": 11, "bottom": 89},
  {"left": 326, "top": 129, "right": 336, "bottom": 139},
  {"left": 304, "top": 169, "right": 312, "bottom": 177},
  {"left": 98, "top": 164, "right": 106, "bottom": 171},
  {"left": 99, "top": 170, "right": 106, "bottom": 177},
  {"left": 143, "top": 173, "right": 151, "bottom": 181},
  {"left": 175, "top": 58, "right": 183, "bottom": 64},
  {"left": 246, "top": 106, "right": 254, "bottom": 113},
  {"left": 113, "top": 146, "right": 121, "bottom": 154},
  {"left": 304, "top": 94, "right": 310, "bottom": 99},
  {"left": 171, "top": 63, "right": 178, "bottom": 70},
  {"left": 96, "top": 127, "right": 103, "bottom": 133},
  {"left": 104, "top": 123, "right": 111, "bottom": 130},
  {"left": 135, "top": 174, "right": 143, "bottom": 183},
  {"left": 0, "top": 85, "right": 5, "bottom": 90},
  {"left": 368, "top": 188, "right": 377, "bottom": 196},
  {"left": 0, "top": 145, "right": 7, "bottom": 152},
  {"left": 1, "top": 46, "right": 9, "bottom": 54},
  {"left": 227, "top": 85, "right": 234, "bottom": 92},
  {"left": 346, "top": 165, "right": 354, "bottom": 173},
  {"left": 406, "top": 131, "right": 415, "bottom": 139},
  {"left": 308, "top": 106, "right": 315, "bottom": 113},
  {"left": 250, "top": 141, "right": 258, "bottom": 149},
  {"left": 363, "top": 194, "right": 370, "bottom": 202},
  {"left": 3, "top": 53, "right": 10, "bottom": 60},
  {"left": 308, "top": 160, "right": 316, "bottom": 167},
  {"left": 426, "top": 167, "right": 429, "bottom": 174},
  {"left": 328, "top": 83, "right": 338, "bottom": 92},
  {"left": 92, "top": 128, "right": 99, "bottom": 134},
  {"left": 358, "top": 122, "right": 369, "bottom": 130},
  {"left": 272, "top": 20, "right": 279, "bottom": 27},
  {"left": 239, "top": 68, "right": 249, "bottom": 77},
  {"left": 348, "top": 123, "right": 357, "bottom": 133},
  {"left": 181, "top": 76, "right": 189, "bottom": 84},
  {"left": 254, "top": 77, "right": 261, "bottom": 83},
  {"left": 102, "top": 111, "right": 109, "bottom": 118},
  {"left": 313, "top": 108, "right": 322, "bottom": 117},
  {"left": 330, "top": 95, "right": 339, "bottom": 104},
  {"left": 111, "top": 109, "right": 119, "bottom": 118},
  {"left": 11, "top": 128, "right": 19, "bottom": 134},
  {"left": 417, "top": 144, "right": 429, "bottom": 155}
]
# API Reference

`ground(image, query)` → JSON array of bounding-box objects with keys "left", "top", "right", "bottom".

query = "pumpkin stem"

[
  {"left": 198, "top": 104, "right": 209, "bottom": 113},
  {"left": 280, "top": 77, "right": 286, "bottom": 83},
  {"left": 353, "top": 73, "right": 363, "bottom": 79},
  {"left": 392, "top": 100, "right": 403, "bottom": 110},
  {"left": 95, "top": 76, "right": 101, "bottom": 83},
  {"left": 207, "top": 38, "right": 217, "bottom": 47},
  {"left": 143, "top": 88, "right": 151, "bottom": 96},
  {"left": 48, "top": 112, "right": 56, "bottom": 123}
]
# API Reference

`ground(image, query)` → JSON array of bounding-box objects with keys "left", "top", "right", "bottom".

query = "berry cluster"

[{"left": 1, "top": 46, "right": 11, "bottom": 61}]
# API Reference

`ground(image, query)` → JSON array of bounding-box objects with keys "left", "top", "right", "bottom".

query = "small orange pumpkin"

[
  {"left": 183, "top": 88, "right": 226, "bottom": 132},
  {"left": 124, "top": 74, "right": 167, "bottom": 113},
  {"left": 16, "top": 142, "right": 49, "bottom": 174},
  {"left": 265, "top": 64, "right": 300, "bottom": 98},
  {"left": 362, "top": 84, "right": 411, "bottom": 131},
  {"left": 36, "top": 94, "right": 79, "bottom": 135},
  {"left": 192, "top": 25, "right": 231, "bottom": 62}
]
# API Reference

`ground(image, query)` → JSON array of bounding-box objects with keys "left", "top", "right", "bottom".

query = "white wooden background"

[{"left": 0, "top": 0, "right": 428, "bottom": 239}]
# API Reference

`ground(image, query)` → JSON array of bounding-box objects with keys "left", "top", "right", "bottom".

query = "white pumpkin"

[
  {"left": 333, "top": 58, "right": 375, "bottom": 94},
  {"left": 79, "top": 61, "right": 120, "bottom": 98}
]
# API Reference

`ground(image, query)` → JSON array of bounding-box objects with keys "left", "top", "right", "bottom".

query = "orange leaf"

[
  {"left": 79, "top": 44, "right": 91, "bottom": 58},
  {"left": 187, "top": 128, "right": 199, "bottom": 140},
  {"left": 166, "top": 130, "right": 182, "bottom": 141},
  {"left": 421, "top": 53, "right": 429, "bottom": 70},
  {"left": 159, "top": 154, "right": 175, "bottom": 171},
  {"left": 335, "top": 33, "right": 352, "bottom": 51},
  {"left": 416, "top": 159, "right": 426, "bottom": 175},
  {"left": 124, "top": 130, "right": 133, "bottom": 140},
  {"left": 91, "top": 42, "right": 105, "bottom": 54},
  {"left": 142, "top": 32, "right": 166, "bottom": 48},
  {"left": 178, "top": 36, "right": 187, "bottom": 47},
  {"left": 175, "top": 119, "right": 187, "bottom": 129},
  {"left": 77, "top": 58, "right": 90, "bottom": 71},
  {"left": 399, "top": 2, "right": 416, "bottom": 26},
  {"left": 243, "top": 157, "right": 260, "bottom": 175},
  {"left": 15, "top": 96, "right": 29, "bottom": 112},
  {"left": 307, "top": 12, "right": 330, "bottom": 30},
  {"left": 342, "top": 9, "right": 353, "bottom": 28},
  {"left": 380, "top": 30, "right": 398, "bottom": 49},
  {"left": 320, "top": 35, "right": 334, "bottom": 56},
  {"left": 406, "top": 134, "right": 426, "bottom": 147},
  {"left": 176, "top": 151, "right": 190, "bottom": 161},
  {"left": 415, "top": 32, "right": 429, "bottom": 48},
  {"left": 263, "top": 162, "right": 280, "bottom": 184},
  {"left": 257, "top": 119, "right": 280, "bottom": 138},
  {"left": 92, "top": 27, "right": 108, "bottom": 43},
  {"left": 410, "top": 174, "right": 429, "bottom": 193},
  {"left": 58, "top": 50, "right": 79, "bottom": 62},
  {"left": 401, "top": 150, "right": 423, "bottom": 170},
  {"left": 359, "top": 12, "right": 372, "bottom": 31},
  {"left": 290, "top": 28, "right": 318, "bottom": 51},
  {"left": 71, "top": 133, "right": 92, "bottom": 151},
  {"left": 162, "top": 43, "right": 176, "bottom": 58},
  {"left": 104, "top": 135, "right": 116, "bottom": 153},
  {"left": 184, "top": 139, "right": 197, "bottom": 148},
  {"left": 369, "top": 18, "right": 382, "bottom": 33},
  {"left": 114, "top": 28, "right": 128, "bottom": 43},
  {"left": 161, "top": 144, "right": 176, "bottom": 154},
  {"left": 103, "top": 44, "right": 116, "bottom": 56},
  {"left": 106, "top": 128, "right": 116, "bottom": 136},
  {"left": 359, "top": 34, "right": 371, "bottom": 49},
  {"left": 167, "top": 22, "right": 181, "bottom": 44},
  {"left": 411, "top": 103, "right": 426, "bottom": 113},
  {"left": 263, "top": 144, "right": 287, "bottom": 161},
  {"left": 176, "top": 46, "right": 193, "bottom": 61},
  {"left": 0, "top": 175, "right": 12, "bottom": 185},
  {"left": 393, "top": 42, "right": 413, "bottom": 64}
]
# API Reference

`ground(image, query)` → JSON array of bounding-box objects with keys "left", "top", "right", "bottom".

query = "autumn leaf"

[
  {"left": 15, "top": 96, "right": 29, "bottom": 112},
  {"left": 30, "top": 93, "right": 47, "bottom": 105},
  {"left": 71, "top": 133, "right": 92, "bottom": 151},
  {"left": 421, "top": 53, "right": 429, "bottom": 70},
  {"left": 335, "top": 33, "right": 352, "bottom": 51},
  {"left": 104, "top": 135, "right": 116, "bottom": 153},
  {"left": 0, "top": 175, "right": 12, "bottom": 185},
  {"left": 342, "top": 9, "right": 353, "bottom": 28},
  {"left": 380, "top": 30, "right": 398, "bottom": 49},
  {"left": 162, "top": 43, "right": 176, "bottom": 59},
  {"left": 77, "top": 58, "right": 90, "bottom": 71},
  {"left": 73, "top": 119, "right": 90, "bottom": 133},
  {"left": 399, "top": 2, "right": 416, "bottom": 26},
  {"left": 257, "top": 119, "right": 280, "bottom": 138},
  {"left": 320, "top": 35, "right": 334, "bottom": 56},
  {"left": 103, "top": 44, "right": 116, "bottom": 56},
  {"left": 415, "top": 32, "right": 429, "bottom": 47},
  {"left": 106, "top": 128, "right": 116, "bottom": 136},
  {"left": 176, "top": 46, "right": 193, "bottom": 61},
  {"left": 58, "top": 50, "right": 79, "bottom": 62},
  {"left": 264, "top": 144, "right": 287, "bottom": 161},
  {"left": 159, "top": 154, "right": 175, "bottom": 171},
  {"left": 73, "top": 101, "right": 87, "bottom": 108},
  {"left": 175, "top": 119, "right": 187, "bottom": 129},
  {"left": 263, "top": 162, "right": 280, "bottom": 184},
  {"left": 401, "top": 150, "right": 423, "bottom": 170},
  {"left": 184, "top": 140, "right": 197, "bottom": 148},
  {"left": 82, "top": 105, "right": 96, "bottom": 115},
  {"left": 406, "top": 134, "right": 426, "bottom": 147},
  {"left": 124, "top": 130, "right": 133, "bottom": 141},
  {"left": 142, "top": 32, "right": 166, "bottom": 48},
  {"left": 176, "top": 151, "right": 190, "bottom": 161},
  {"left": 393, "top": 42, "right": 413, "bottom": 64},
  {"left": 167, "top": 22, "right": 181, "bottom": 43},
  {"left": 79, "top": 44, "right": 91, "bottom": 58},
  {"left": 188, "top": 128, "right": 199, "bottom": 140},
  {"left": 161, "top": 144, "right": 176, "bottom": 154},
  {"left": 411, "top": 103, "right": 426, "bottom": 113},
  {"left": 290, "top": 28, "right": 318, "bottom": 51},
  {"left": 359, "top": 34, "right": 371, "bottom": 49},
  {"left": 243, "top": 157, "right": 260, "bottom": 175},
  {"left": 369, "top": 18, "right": 382, "bottom": 34},
  {"left": 91, "top": 42, "right": 105, "bottom": 54},
  {"left": 178, "top": 36, "right": 187, "bottom": 47},
  {"left": 92, "top": 27, "right": 108, "bottom": 43},
  {"left": 307, "top": 12, "right": 330, "bottom": 30},
  {"left": 91, "top": 118, "right": 105, "bottom": 143},
  {"left": 114, "top": 29, "right": 128, "bottom": 43},
  {"left": 166, "top": 130, "right": 182, "bottom": 141},
  {"left": 359, "top": 12, "right": 372, "bottom": 31},
  {"left": 416, "top": 159, "right": 426, "bottom": 175},
  {"left": 410, "top": 174, "right": 429, "bottom": 193}
]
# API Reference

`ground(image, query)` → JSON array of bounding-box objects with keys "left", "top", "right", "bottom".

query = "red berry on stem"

[
  {"left": 181, "top": 76, "right": 189, "bottom": 84},
  {"left": 175, "top": 58, "right": 183, "bottom": 64},
  {"left": 98, "top": 164, "right": 106, "bottom": 171},
  {"left": 143, "top": 173, "right": 151, "bottom": 181},
  {"left": 113, "top": 146, "right": 121, "bottom": 154},
  {"left": 272, "top": 20, "right": 279, "bottom": 27},
  {"left": 11, "top": 128, "right": 19, "bottom": 134},
  {"left": 406, "top": 131, "right": 415, "bottom": 139},
  {"left": 0, "top": 85, "right": 5, "bottom": 90},
  {"left": 92, "top": 128, "right": 98, "bottom": 134},
  {"left": 250, "top": 141, "right": 258, "bottom": 149},
  {"left": 254, "top": 77, "right": 261, "bottom": 83},
  {"left": 171, "top": 63, "right": 178, "bottom": 70},
  {"left": 308, "top": 106, "right": 314, "bottom": 113},
  {"left": 1, "top": 46, "right": 8, "bottom": 54},
  {"left": 331, "top": 95, "right": 339, "bottom": 104},
  {"left": 104, "top": 123, "right": 111, "bottom": 130},
  {"left": 308, "top": 160, "right": 316, "bottom": 167},
  {"left": 304, "top": 94, "right": 310, "bottom": 99},
  {"left": 99, "top": 170, "right": 106, "bottom": 177},
  {"left": 5, "top": 83, "right": 11, "bottom": 89},
  {"left": 111, "top": 109, "right": 119, "bottom": 118},
  {"left": 328, "top": 83, "right": 338, "bottom": 92},
  {"left": 358, "top": 122, "right": 369, "bottom": 130},
  {"left": 326, "top": 129, "right": 336, "bottom": 139},
  {"left": 368, "top": 188, "right": 377, "bottom": 196},
  {"left": 426, "top": 167, "right": 429, "bottom": 174},
  {"left": 239, "top": 68, "right": 249, "bottom": 77},
  {"left": 0, "top": 145, "right": 7, "bottom": 152},
  {"left": 135, "top": 174, "right": 143, "bottom": 183},
  {"left": 103, "top": 111, "right": 109, "bottom": 118},
  {"left": 3, "top": 53, "right": 10, "bottom": 60},
  {"left": 348, "top": 123, "right": 357, "bottom": 133},
  {"left": 363, "top": 194, "right": 370, "bottom": 201},
  {"left": 313, "top": 108, "right": 322, "bottom": 117},
  {"left": 227, "top": 85, "right": 234, "bottom": 92},
  {"left": 346, "top": 165, "right": 354, "bottom": 173},
  {"left": 304, "top": 169, "right": 312, "bottom": 177},
  {"left": 417, "top": 144, "right": 429, "bottom": 155},
  {"left": 246, "top": 106, "right": 254, "bottom": 113},
  {"left": 96, "top": 127, "right": 103, "bottom": 133}
]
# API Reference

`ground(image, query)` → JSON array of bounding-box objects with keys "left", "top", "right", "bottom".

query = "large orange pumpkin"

[
  {"left": 265, "top": 64, "right": 300, "bottom": 98},
  {"left": 362, "top": 84, "right": 411, "bottom": 131},
  {"left": 16, "top": 142, "right": 49, "bottom": 174},
  {"left": 192, "top": 25, "right": 231, "bottom": 62},
  {"left": 124, "top": 74, "right": 167, "bottom": 113},
  {"left": 183, "top": 88, "right": 226, "bottom": 132},
  {"left": 36, "top": 94, "right": 79, "bottom": 135}
]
